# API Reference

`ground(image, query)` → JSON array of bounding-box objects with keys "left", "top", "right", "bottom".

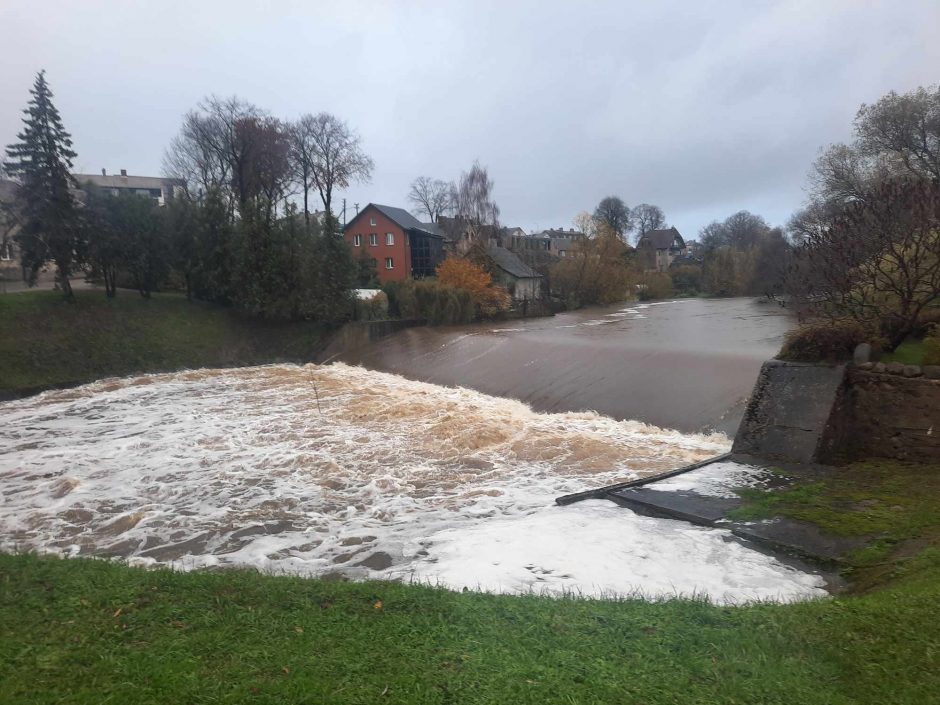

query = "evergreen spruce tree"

[{"left": 5, "top": 70, "right": 83, "bottom": 298}]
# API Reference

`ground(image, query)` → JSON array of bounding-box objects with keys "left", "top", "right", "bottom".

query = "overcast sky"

[{"left": 2, "top": 0, "right": 939, "bottom": 238}]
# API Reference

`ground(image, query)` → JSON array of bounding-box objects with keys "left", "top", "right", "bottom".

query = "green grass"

[
  {"left": 0, "top": 290, "right": 333, "bottom": 395},
  {"left": 730, "top": 461, "right": 940, "bottom": 578},
  {"left": 881, "top": 339, "right": 926, "bottom": 365},
  {"left": 1, "top": 550, "right": 939, "bottom": 705}
]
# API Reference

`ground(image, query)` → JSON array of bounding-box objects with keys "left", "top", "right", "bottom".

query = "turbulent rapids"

[{"left": 0, "top": 363, "right": 827, "bottom": 603}]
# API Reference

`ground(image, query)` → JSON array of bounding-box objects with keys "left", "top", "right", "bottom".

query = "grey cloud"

[{"left": 2, "top": 0, "right": 938, "bottom": 239}]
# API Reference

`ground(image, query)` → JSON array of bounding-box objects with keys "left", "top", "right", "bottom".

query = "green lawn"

[
  {"left": 881, "top": 339, "right": 926, "bottom": 366},
  {"left": 0, "top": 290, "right": 332, "bottom": 396},
  {"left": 3, "top": 462, "right": 940, "bottom": 704}
]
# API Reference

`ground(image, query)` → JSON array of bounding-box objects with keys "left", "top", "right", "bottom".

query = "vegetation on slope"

[{"left": 0, "top": 290, "right": 331, "bottom": 396}]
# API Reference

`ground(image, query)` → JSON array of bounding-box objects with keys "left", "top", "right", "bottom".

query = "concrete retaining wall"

[
  {"left": 732, "top": 360, "right": 847, "bottom": 464},
  {"left": 733, "top": 359, "right": 940, "bottom": 464}
]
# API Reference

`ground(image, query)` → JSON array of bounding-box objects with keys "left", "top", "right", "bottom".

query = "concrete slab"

[
  {"left": 731, "top": 519, "right": 869, "bottom": 564},
  {"left": 609, "top": 487, "right": 741, "bottom": 524},
  {"left": 732, "top": 360, "right": 847, "bottom": 463},
  {"left": 603, "top": 459, "right": 867, "bottom": 570}
]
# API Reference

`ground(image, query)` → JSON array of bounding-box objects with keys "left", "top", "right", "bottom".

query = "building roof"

[
  {"left": 74, "top": 173, "right": 182, "bottom": 190},
  {"left": 639, "top": 226, "right": 684, "bottom": 250},
  {"left": 487, "top": 244, "right": 542, "bottom": 279},
  {"left": 349, "top": 203, "right": 441, "bottom": 237},
  {"left": 532, "top": 227, "right": 586, "bottom": 239}
]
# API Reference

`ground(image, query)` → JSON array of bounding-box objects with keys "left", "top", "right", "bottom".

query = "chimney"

[
  {"left": 101, "top": 168, "right": 106, "bottom": 176},
  {"left": 120, "top": 169, "right": 127, "bottom": 177}
]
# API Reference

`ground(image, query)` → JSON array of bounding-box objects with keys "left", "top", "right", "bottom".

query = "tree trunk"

[{"left": 58, "top": 266, "right": 73, "bottom": 300}]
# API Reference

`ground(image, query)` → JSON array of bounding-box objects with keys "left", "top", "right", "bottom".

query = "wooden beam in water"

[{"left": 554, "top": 452, "right": 733, "bottom": 506}]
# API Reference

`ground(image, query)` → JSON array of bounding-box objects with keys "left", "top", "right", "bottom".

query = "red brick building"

[{"left": 343, "top": 204, "right": 444, "bottom": 284}]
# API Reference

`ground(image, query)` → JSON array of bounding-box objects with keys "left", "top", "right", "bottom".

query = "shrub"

[
  {"left": 637, "top": 272, "right": 673, "bottom": 301},
  {"left": 913, "top": 308, "right": 940, "bottom": 338},
  {"left": 670, "top": 265, "right": 702, "bottom": 296},
  {"left": 382, "top": 279, "right": 473, "bottom": 326},
  {"left": 924, "top": 325, "right": 940, "bottom": 366},
  {"left": 436, "top": 257, "right": 510, "bottom": 318},
  {"left": 353, "top": 291, "right": 388, "bottom": 321},
  {"left": 777, "top": 321, "right": 870, "bottom": 363}
]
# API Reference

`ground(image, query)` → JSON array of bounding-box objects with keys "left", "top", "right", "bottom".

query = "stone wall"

[
  {"left": 733, "top": 359, "right": 940, "bottom": 464},
  {"left": 839, "top": 365, "right": 940, "bottom": 462}
]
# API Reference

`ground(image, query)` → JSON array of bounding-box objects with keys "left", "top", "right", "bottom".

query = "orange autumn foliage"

[{"left": 436, "top": 257, "right": 510, "bottom": 317}]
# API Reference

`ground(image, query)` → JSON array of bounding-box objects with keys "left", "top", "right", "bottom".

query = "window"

[
  {"left": 385, "top": 232, "right": 394, "bottom": 246},
  {"left": 370, "top": 216, "right": 376, "bottom": 226},
  {"left": 369, "top": 233, "right": 378, "bottom": 246},
  {"left": 0, "top": 241, "right": 11, "bottom": 261},
  {"left": 385, "top": 257, "right": 394, "bottom": 270},
  {"left": 353, "top": 234, "right": 362, "bottom": 247}
]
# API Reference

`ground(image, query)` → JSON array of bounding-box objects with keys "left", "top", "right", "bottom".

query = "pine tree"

[{"left": 5, "top": 70, "right": 83, "bottom": 297}]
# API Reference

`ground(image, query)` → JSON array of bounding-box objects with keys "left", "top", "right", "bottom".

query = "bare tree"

[
  {"left": 856, "top": 86, "right": 940, "bottom": 181},
  {"left": 572, "top": 211, "right": 598, "bottom": 239},
  {"left": 163, "top": 96, "right": 265, "bottom": 212},
  {"left": 784, "top": 178, "right": 940, "bottom": 350},
  {"left": 455, "top": 161, "right": 500, "bottom": 244},
  {"left": 408, "top": 176, "right": 454, "bottom": 222},
  {"left": 302, "top": 112, "right": 373, "bottom": 226},
  {"left": 791, "top": 85, "right": 940, "bottom": 237},
  {"left": 632, "top": 203, "right": 666, "bottom": 238},
  {"left": 287, "top": 114, "right": 320, "bottom": 226},
  {"left": 593, "top": 196, "right": 632, "bottom": 241},
  {"left": 700, "top": 211, "right": 770, "bottom": 251}
]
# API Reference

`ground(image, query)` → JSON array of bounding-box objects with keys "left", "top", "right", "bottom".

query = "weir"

[{"left": 557, "top": 355, "right": 939, "bottom": 575}]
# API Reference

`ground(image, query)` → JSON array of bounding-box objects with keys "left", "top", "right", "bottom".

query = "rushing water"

[
  {"left": 0, "top": 362, "right": 826, "bottom": 603},
  {"left": 331, "top": 297, "right": 794, "bottom": 435}
]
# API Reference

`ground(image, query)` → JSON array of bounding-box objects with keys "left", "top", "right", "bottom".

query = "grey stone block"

[
  {"left": 903, "top": 365, "right": 922, "bottom": 378},
  {"left": 923, "top": 365, "right": 940, "bottom": 380},
  {"left": 885, "top": 362, "right": 905, "bottom": 375},
  {"left": 853, "top": 343, "right": 872, "bottom": 365}
]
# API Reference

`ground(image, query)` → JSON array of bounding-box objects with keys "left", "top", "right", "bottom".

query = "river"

[
  {"left": 331, "top": 297, "right": 794, "bottom": 435},
  {"left": 1, "top": 298, "right": 825, "bottom": 603}
]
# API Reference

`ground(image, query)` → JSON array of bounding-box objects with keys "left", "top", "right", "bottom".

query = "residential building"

[
  {"left": 74, "top": 169, "right": 186, "bottom": 206},
  {"left": 343, "top": 203, "right": 444, "bottom": 284},
  {"left": 529, "top": 228, "right": 586, "bottom": 258},
  {"left": 637, "top": 226, "right": 686, "bottom": 271},
  {"left": 486, "top": 242, "right": 543, "bottom": 301}
]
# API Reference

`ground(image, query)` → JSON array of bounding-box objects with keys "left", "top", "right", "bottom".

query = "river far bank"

[{"left": 0, "top": 290, "right": 333, "bottom": 399}]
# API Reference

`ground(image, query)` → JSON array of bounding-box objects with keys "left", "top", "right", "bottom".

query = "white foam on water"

[
  {"left": 653, "top": 461, "right": 776, "bottom": 498},
  {"left": 0, "top": 364, "right": 826, "bottom": 603}
]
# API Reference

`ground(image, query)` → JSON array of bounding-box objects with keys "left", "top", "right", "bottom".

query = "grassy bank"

[
  {"left": 3, "top": 461, "right": 940, "bottom": 704},
  {"left": 0, "top": 290, "right": 332, "bottom": 396},
  {"left": 1, "top": 548, "right": 938, "bottom": 705}
]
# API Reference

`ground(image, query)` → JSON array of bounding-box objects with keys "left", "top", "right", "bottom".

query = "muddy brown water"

[{"left": 331, "top": 297, "right": 794, "bottom": 436}]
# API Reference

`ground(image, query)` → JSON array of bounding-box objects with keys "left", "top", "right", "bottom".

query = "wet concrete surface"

[{"left": 333, "top": 298, "right": 795, "bottom": 435}]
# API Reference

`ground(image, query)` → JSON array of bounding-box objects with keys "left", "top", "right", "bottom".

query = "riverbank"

[
  {"left": 0, "top": 290, "right": 332, "bottom": 398},
  {"left": 3, "top": 473, "right": 939, "bottom": 705}
]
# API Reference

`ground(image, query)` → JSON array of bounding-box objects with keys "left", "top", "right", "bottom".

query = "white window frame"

[
  {"left": 0, "top": 241, "right": 11, "bottom": 261},
  {"left": 370, "top": 216, "right": 376, "bottom": 226},
  {"left": 369, "top": 233, "right": 378, "bottom": 246},
  {"left": 386, "top": 232, "right": 394, "bottom": 246},
  {"left": 353, "top": 234, "right": 362, "bottom": 247},
  {"left": 385, "top": 257, "right": 394, "bottom": 270}
]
